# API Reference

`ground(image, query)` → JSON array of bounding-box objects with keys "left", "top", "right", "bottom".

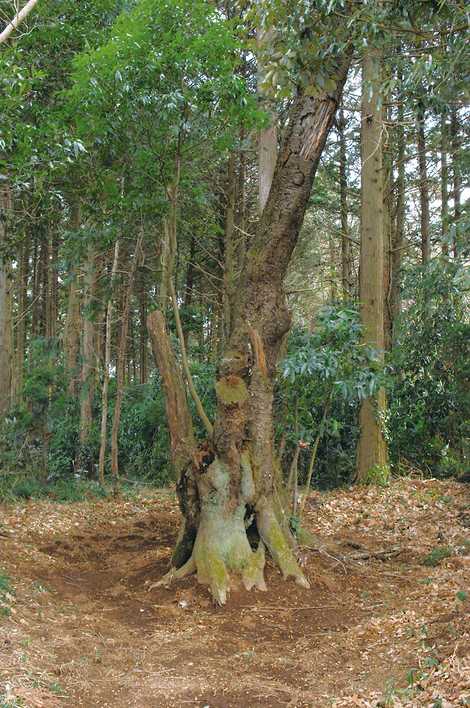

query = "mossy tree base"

[{"left": 154, "top": 454, "right": 308, "bottom": 605}]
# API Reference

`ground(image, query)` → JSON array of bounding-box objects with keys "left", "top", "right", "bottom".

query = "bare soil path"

[{"left": 1, "top": 479, "right": 469, "bottom": 707}]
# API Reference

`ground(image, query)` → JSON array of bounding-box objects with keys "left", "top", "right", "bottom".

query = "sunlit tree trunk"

[{"left": 356, "top": 49, "right": 388, "bottom": 482}]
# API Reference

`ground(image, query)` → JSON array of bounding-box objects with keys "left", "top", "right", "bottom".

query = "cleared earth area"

[{"left": 1, "top": 478, "right": 469, "bottom": 707}]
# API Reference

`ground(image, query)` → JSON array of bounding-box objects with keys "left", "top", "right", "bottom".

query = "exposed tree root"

[{"left": 256, "top": 495, "right": 310, "bottom": 589}]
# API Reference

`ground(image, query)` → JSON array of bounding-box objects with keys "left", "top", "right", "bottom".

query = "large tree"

[{"left": 147, "top": 2, "right": 351, "bottom": 602}]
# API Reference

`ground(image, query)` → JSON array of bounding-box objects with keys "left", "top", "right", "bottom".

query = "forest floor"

[{"left": 0, "top": 477, "right": 469, "bottom": 708}]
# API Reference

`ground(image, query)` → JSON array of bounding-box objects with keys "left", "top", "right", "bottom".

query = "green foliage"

[
  {"left": 0, "top": 350, "right": 218, "bottom": 498},
  {"left": 388, "top": 260, "right": 470, "bottom": 476},
  {"left": 359, "top": 464, "right": 391, "bottom": 487},
  {"left": 278, "top": 304, "right": 384, "bottom": 488},
  {"left": 422, "top": 546, "right": 453, "bottom": 567}
]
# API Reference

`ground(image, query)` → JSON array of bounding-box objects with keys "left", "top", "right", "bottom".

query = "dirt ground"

[{"left": 1, "top": 477, "right": 469, "bottom": 707}]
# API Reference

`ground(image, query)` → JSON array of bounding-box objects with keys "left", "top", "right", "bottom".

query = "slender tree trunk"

[
  {"left": 151, "top": 57, "right": 351, "bottom": 604},
  {"left": 40, "top": 231, "right": 49, "bottom": 337},
  {"left": 440, "top": 109, "right": 449, "bottom": 255},
  {"left": 12, "top": 240, "right": 29, "bottom": 405},
  {"left": 383, "top": 103, "right": 393, "bottom": 352},
  {"left": 327, "top": 230, "right": 338, "bottom": 301},
  {"left": 110, "top": 233, "right": 144, "bottom": 494},
  {"left": 64, "top": 266, "right": 81, "bottom": 395},
  {"left": 46, "top": 233, "right": 59, "bottom": 340},
  {"left": 416, "top": 104, "right": 430, "bottom": 264},
  {"left": 356, "top": 49, "right": 388, "bottom": 482},
  {"left": 139, "top": 270, "right": 148, "bottom": 384},
  {"left": 76, "top": 244, "right": 98, "bottom": 474},
  {"left": 391, "top": 86, "right": 406, "bottom": 336},
  {"left": 450, "top": 106, "right": 460, "bottom": 257},
  {"left": 31, "top": 235, "right": 41, "bottom": 338},
  {"left": 98, "top": 240, "right": 120, "bottom": 486},
  {"left": 0, "top": 182, "right": 12, "bottom": 418},
  {"left": 338, "top": 109, "right": 353, "bottom": 299}
]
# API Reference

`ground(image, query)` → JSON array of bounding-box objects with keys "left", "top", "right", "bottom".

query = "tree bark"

[
  {"left": 0, "top": 0, "right": 40, "bottom": 45},
  {"left": 257, "top": 26, "right": 277, "bottom": 214},
  {"left": 153, "top": 58, "right": 351, "bottom": 604},
  {"left": 356, "top": 49, "right": 388, "bottom": 482}
]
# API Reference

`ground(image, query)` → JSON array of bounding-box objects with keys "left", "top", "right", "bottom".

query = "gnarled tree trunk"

[{"left": 150, "top": 61, "right": 350, "bottom": 604}]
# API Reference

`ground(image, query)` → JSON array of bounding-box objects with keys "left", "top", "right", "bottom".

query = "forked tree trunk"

[{"left": 151, "top": 59, "right": 350, "bottom": 604}]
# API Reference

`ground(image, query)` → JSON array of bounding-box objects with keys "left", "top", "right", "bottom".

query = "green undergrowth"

[
  {"left": 422, "top": 546, "right": 453, "bottom": 567},
  {"left": 0, "top": 474, "right": 155, "bottom": 504}
]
